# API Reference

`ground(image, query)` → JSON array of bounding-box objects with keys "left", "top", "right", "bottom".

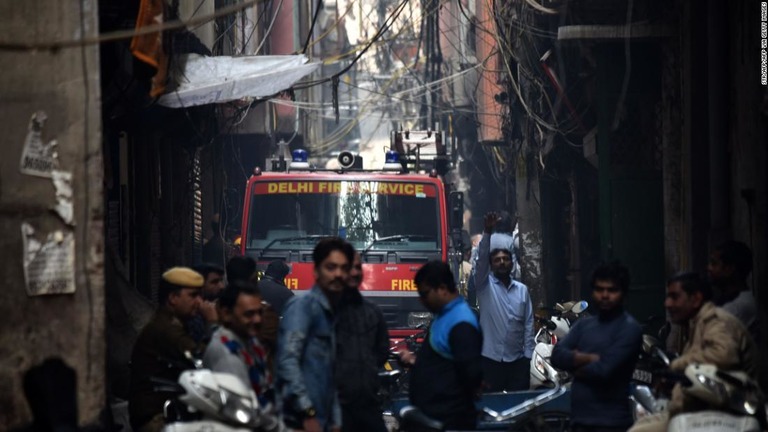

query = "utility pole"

[{"left": 516, "top": 149, "right": 546, "bottom": 310}]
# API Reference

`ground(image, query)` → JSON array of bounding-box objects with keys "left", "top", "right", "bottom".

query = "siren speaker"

[{"left": 338, "top": 151, "right": 361, "bottom": 169}]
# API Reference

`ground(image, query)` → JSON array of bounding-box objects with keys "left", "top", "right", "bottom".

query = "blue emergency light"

[
  {"left": 292, "top": 149, "right": 308, "bottom": 162},
  {"left": 383, "top": 150, "right": 402, "bottom": 170},
  {"left": 290, "top": 149, "right": 310, "bottom": 169}
]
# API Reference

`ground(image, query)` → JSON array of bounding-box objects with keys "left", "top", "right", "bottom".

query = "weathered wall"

[
  {"left": 0, "top": 0, "right": 104, "bottom": 428},
  {"left": 661, "top": 15, "right": 686, "bottom": 274},
  {"left": 475, "top": 0, "right": 504, "bottom": 143},
  {"left": 517, "top": 151, "right": 546, "bottom": 309},
  {"left": 727, "top": 0, "right": 768, "bottom": 387},
  {"left": 673, "top": 0, "right": 767, "bottom": 378}
]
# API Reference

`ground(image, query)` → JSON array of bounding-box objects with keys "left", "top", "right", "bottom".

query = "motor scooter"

[
  {"left": 549, "top": 300, "right": 588, "bottom": 340},
  {"left": 156, "top": 353, "right": 286, "bottom": 432},
  {"left": 529, "top": 300, "right": 588, "bottom": 388},
  {"left": 629, "top": 334, "right": 671, "bottom": 419},
  {"left": 667, "top": 363, "right": 766, "bottom": 432},
  {"left": 529, "top": 323, "right": 564, "bottom": 390}
]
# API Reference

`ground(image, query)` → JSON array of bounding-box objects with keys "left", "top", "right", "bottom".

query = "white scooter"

[
  {"left": 159, "top": 354, "right": 286, "bottom": 432},
  {"left": 667, "top": 363, "right": 766, "bottom": 432},
  {"left": 549, "top": 300, "right": 589, "bottom": 341},
  {"left": 529, "top": 300, "right": 588, "bottom": 388}
]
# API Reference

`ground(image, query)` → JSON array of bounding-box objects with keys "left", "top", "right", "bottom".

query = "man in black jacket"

[
  {"left": 550, "top": 262, "right": 642, "bottom": 432},
  {"left": 259, "top": 259, "right": 295, "bottom": 315},
  {"left": 402, "top": 261, "right": 483, "bottom": 430},
  {"left": 186, "top": 263, "right": 225, "bottom": 343},
  {"left": 335, "top": 248, "right": 390, "bottom": 432}
]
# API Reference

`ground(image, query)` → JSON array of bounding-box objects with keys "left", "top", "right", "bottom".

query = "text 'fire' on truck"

[{"left": 239, "top": 129, "right": 466, "bottom": 342}]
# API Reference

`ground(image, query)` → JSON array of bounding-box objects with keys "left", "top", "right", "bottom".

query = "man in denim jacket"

[{"left": 277, "top": 237, "right": 353, "bottom": 432}]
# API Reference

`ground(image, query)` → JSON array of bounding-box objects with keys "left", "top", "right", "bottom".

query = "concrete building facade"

[{"left": 0, "top": 0, "right": 104, "bottom": 428}]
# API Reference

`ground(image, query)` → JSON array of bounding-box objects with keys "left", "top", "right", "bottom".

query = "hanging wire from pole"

[{"left": 302, "top": 0, "right": 324, "bottom": 54}]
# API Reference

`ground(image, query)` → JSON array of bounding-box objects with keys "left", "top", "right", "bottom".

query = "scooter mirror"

[
  {"left": 654, "top": 347, "right": 671, "bottom": 367},
  {"left": 571, "top": 301, "right": 588, "bottom": 314},
  {"left": 642, "top": 334, "right": 660, "bottom": 354}
]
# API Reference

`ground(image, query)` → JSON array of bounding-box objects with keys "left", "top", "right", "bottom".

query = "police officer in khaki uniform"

[
  {"left": 128, "top": 267, "right": 216, "bottom": 432},
  {"left": 628, "top": 272, "right": 757, "bottom": 432}
]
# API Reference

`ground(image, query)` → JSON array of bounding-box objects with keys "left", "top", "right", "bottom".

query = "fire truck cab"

[{"left": 240, "top": 130, "right": 464, "bottom": 340}]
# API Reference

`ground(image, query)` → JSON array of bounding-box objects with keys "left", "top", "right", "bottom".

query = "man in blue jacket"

[
  {"left": 402, "top": 260, "right": 483, "bottom": 429},
  {"left": 550, "top": 261, "right": 643, "bottom": 432},
  {"left": 277, "top": 237, "right": 353, "bottom": 432}
]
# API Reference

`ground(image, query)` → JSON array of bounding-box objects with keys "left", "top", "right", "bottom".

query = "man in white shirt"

[{"left": 708, "top": 240, "right": 759, "bottom": 344}]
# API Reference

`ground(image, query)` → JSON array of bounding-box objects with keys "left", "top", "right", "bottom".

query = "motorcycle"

[
  {"left": 156, "top": 353, "right": 285, "bottom": 432},
  {"left": 629, "top": 334, "right": 672, "bottom": 419},
  {"left": 667, "top": 363, "right": 766, "bottom": 432},
  {"left": 529, "top": 338, "right": 571, "bottom": 391},
  {"left": 381, "top": 327, "right": 428, "bottom": 431},
  {"left": 548, "top": 300, "right": 589, "bottom": 341},
  {"left": 529, "top": 300, "right": 588, "bottom": 389},
  {"left": 382, "top": 326, "right": 427, "bottom": 395}
]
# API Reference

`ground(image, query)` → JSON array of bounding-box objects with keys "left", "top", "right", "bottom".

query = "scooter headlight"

[
  {"left": 742, "top": 400, "right": 757, "bottom": 415},
  {"left": 190, "top": 379, "right": 216, "bottom": 403},
  {"left": 729, "top": 391, "right": 761, "bottom": 415},
  {"left": 219, "top": 388, "right": 256, "bottom": 426}
]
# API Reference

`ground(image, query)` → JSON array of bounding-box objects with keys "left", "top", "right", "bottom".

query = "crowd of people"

[
  {"left": 127, "top": 238, "right": 391, "bottom": 432},
  {"left": 126, "top": 212, "right": 761, "bottom": 432}
]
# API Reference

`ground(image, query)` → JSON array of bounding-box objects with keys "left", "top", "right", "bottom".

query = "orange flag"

[{"left": 130, "top": 0, "right": 169, "bottom": 97}]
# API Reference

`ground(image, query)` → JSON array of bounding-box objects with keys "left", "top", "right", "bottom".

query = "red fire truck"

[{"left": 239, "top": 130, "right": 464, "bottom": 340}]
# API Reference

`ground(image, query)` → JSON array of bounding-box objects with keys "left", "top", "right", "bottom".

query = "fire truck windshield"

[{"left": 246, "top": 180, "right": 441, "bottom": 255}]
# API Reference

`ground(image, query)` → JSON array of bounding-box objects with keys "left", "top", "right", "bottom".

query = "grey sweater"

[{"left": 721, "top": 290, "right": 760, "bottom": 344}]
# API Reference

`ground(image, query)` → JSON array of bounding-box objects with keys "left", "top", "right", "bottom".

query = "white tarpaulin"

[{"left": 158, "top": 54, "right": 320, "bottom": 108}]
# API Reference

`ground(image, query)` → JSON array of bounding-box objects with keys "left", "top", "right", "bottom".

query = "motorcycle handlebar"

[
  {"left": 536, "top": 316, "right": 557, "bottom": 331},
  {"left": 154, "top": 351, "right": 203, "bottom": 372},
  {"left": 388, "top": 331, "right": 427, "bottom": 356},
  {"left": 652, "top": 347, "right": 671, "bottom": 367},
  {"left": 655, "top": 370, "right": 692, "bottom": 386},
  {"left": 149, "top": 376, "right": 185, "bottom": 394}
]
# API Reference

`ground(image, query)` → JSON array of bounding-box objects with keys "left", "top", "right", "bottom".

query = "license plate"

[
  {"left": 632, "top": 369, "right": 653, "bottom": 384},
  {"left": 669, "top": 411, "right": 760, "bottom": 431}
]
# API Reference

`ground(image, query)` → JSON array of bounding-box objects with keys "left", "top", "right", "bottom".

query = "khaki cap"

[{"left": 162, "top": 267, "right": 204, "bottom": 288}]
